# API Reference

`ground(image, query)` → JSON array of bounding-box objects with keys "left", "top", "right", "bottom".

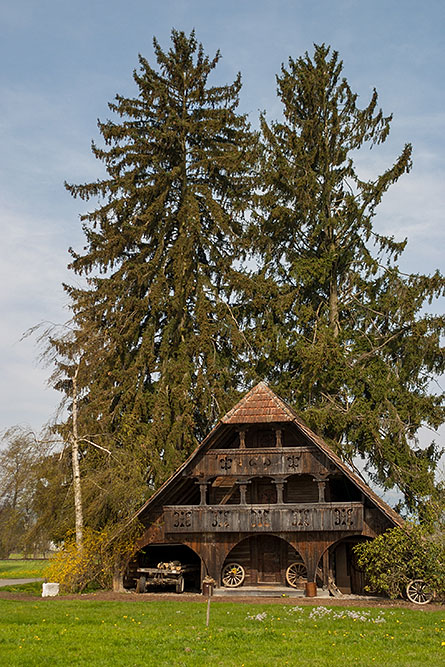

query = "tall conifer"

[
  {"left": 58, "top": 30, "right": 256, "bottom": 506},
  {"left": 251, "top": 45, "right": 444, "bottom": 510}
]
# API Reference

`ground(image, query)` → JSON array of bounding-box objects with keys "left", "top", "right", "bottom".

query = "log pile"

[{"left": 157, "top": 561, "right": 183, "bottom": 572}]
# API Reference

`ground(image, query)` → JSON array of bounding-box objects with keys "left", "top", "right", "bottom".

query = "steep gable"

[{"left": 133, "top": 382, "right": 402, "bottom": 528}]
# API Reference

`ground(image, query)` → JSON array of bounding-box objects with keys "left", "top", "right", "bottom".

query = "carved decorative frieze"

[
  {"left": 193, "top": 447, "right": 332, "bottom": 478},
  {"left": 164, "top": 503, "right": 363, "bottom": 533}
]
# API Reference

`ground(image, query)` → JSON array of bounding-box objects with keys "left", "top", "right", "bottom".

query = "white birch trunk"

[{"left": 71, "top": 364, "right": 83, "bottom": 549}]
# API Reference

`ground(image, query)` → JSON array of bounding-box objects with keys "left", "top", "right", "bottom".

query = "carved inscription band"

[
  {"left": 218, "top": 454, "right": 300, "bottom": 473},
  {"left": 168, "top": 505, "right": 360, "bottom": 532}
]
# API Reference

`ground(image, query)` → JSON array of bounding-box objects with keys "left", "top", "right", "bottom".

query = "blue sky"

[{"left": 1, "top": 0, "right": 444, "bottom": 455}]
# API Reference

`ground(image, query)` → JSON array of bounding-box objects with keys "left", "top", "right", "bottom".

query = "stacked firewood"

[{"left": 157, "top": 561, "right": 182, "bottom": 571}]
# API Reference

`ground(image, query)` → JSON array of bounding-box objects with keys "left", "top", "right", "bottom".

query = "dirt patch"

[{"left": 0, "top": 588, "right": 442, "bottom": 611}]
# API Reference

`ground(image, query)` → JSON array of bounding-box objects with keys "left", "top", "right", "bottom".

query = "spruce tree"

[
  {"left": 57, "top": 29, "right": 256, "bottom": 511},
  {"left": 250, "top": 44, "right": 444, "bottom": 511}
]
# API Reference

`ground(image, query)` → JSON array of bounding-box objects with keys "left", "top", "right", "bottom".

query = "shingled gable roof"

[
  {"left": 222, "top": 381, "right": 297, "bottom": 423},
  {"left": 134, "top": 382, "right": 403, "bottom": 527}
]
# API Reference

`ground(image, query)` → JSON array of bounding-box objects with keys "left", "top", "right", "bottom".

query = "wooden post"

[
  {"left": 322, "top": 549, "right": 329, "bottom": 589},
  {"left": 314, "top": 476, "right": 327, "bottom": 502},
  {"left": 238, "top": 429, "right": 246, "bottom": 449},
  {"left": 199, "top": 481, "right": 208, "bottom": 506},
  {"left": 206, "top": 596, "right": 211, "bottom": 627},
  {"left": 274, "top": 479, "right": 285, "bottom": 504},
  {"left": 239, "top": 483, "right": 248, "bottom": 505}
]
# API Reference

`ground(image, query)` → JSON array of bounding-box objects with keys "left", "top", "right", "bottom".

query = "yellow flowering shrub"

[{"left": 45, "top": 522, "right": 143, "bottom": 593}]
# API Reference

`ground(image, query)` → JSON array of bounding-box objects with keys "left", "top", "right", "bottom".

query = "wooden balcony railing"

[
  {"left": 192, "top": 447, "right": 335, "bottom": 478},
  {"left": 163, "top": 502, "right": 363, "bottom": 533}
]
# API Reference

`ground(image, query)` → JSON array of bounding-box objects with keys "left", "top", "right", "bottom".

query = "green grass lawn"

[
  {"left": 0, "top": 598, "right": 443, "bottom": 666},
  {"left": 0, "top": 559, "right": 48, "bottom": 579},
  {"left": 0, "top": 581, "right": 42, "bottom": 595}
]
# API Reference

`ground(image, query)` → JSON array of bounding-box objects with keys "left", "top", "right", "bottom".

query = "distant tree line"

[
  {"left": 0, "top": 427, "right": 70, "bottom": 557},
  {"left": 5, "top": 30, "right": 443, "bottom": 550}
]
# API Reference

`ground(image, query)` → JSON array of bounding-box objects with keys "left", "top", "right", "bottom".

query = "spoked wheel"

[
  {"left": 222, "top": 562, "right": 245, "bottom": 588},
  {"left": 286, "top": 561, "right": 308, "bottom": 588},
  {"left": 406, "top": 579, "right": 433, "bottom": 605},
  {"left": 175, "top": 575, "right": 185, "bottom": 594}
]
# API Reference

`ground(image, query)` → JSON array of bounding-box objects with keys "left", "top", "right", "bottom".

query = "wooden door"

[{"left": 253, "top": 536, "right": 285, "bottom": 584}]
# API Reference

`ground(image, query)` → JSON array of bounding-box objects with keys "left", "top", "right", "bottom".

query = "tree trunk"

[
  {"left": 329, "top": 269, "right": 340, "bottom": 337},
  {"left": 112, "top": 566, "right": 125, "bottom": 592},
  {"left": 71, "top": 365, "right": 84, "bottom": 549}
]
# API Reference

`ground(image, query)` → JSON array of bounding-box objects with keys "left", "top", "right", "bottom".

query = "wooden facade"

[{"left": 126, "top": 382, "right": 402, "bottom": 596}]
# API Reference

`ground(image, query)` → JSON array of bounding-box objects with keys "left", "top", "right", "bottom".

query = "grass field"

[
  {"left": 0, "top": 581, "right": 43, "bottom": 594},
  {"left": 0, "top": 598, "right": 443, "bottom": 666},
  {"left": 0, "top": 559, "right": 48, "bottom": 579}
]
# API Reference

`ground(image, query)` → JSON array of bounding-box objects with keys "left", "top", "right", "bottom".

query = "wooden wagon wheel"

[
  {"left": 222, "top": 562, "right": 245, "bottom": 588},
  {"left": 136, "top": 575, "right": 146, "bottom": 594},
  {"left": 175, "top": 575, "right": 185, "bottom": 594},
  {"left": 286, "top": 561, "right": 308, "bottom": 588},
  {"left": 406, "top": 579, "right": 433, "bottom": 605}
]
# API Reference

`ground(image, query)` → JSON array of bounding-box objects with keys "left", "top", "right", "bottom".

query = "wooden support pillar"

[
  {"left": 313, "top": 475, "right": 327, "bottom": 502},
  {"left": 275, "top": 428, "right": 283, "bottom": 448},
  {"left": 322, "top": 549, "right": 329, "bottom": 589},
  {"left": 238, "top": 429, "right": 246, "bottom": 449},
  {"left": 200, "top": 540, "right": 225, "bottom": 586},
  {"left": 305, "top": 557, "right": 318, "bottom": 584},
  {"left": 273, "top": 478, "right": 286, "bottom": 504},
  {"left": 199, "top": 481, "right": 208, "bottom": 506},
  {"left": 238, "top": 480, "right": 250, "bottom": 505},
  {"left": 292, "top": 545, "right": 318, "bottom": 596},
  {"left": 239, "top": 484, "right": 247, "bottom": 505},
  {"left": 292, "top": 541, "right": 327, "bottom": 592}
]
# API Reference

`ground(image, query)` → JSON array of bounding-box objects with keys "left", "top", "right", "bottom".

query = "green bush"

[{"left": 353, "top": 525, "right": 445, "bottom": 599}]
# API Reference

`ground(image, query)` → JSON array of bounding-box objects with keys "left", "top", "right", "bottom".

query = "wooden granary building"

[{"left": 126, "top": 382, "right": 402, "bottom": 596}]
